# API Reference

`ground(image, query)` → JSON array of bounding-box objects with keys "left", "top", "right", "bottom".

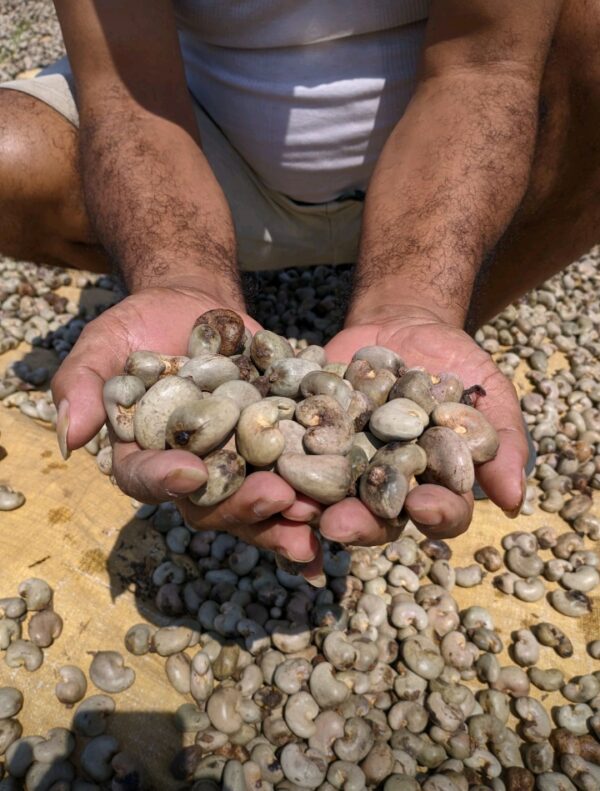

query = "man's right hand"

[{"left": 51, "top": 285, "right": 323, "bottom": 573}]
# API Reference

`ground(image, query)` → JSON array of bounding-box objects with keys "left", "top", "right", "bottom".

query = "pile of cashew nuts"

[{"left": 102, "top": 308, "right": 500, "bottom": 523}]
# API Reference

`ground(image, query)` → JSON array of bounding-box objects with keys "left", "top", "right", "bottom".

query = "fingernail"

[
  {"left": 253, "top": 499, "right": 292, "bottom": 519},
  {"left": 303, "top": 572, "right": 327, "bottom": 588},
  {"left": 410, "top": 509, "right": 443, "bottom": 527},
  {"left": 276, "top": 547, "right": 317, "bottom": 565},
  {"left": 503, "top": 469, "right": 527, "bottom": 519},
  {"left": 164, "top": 467, "right": 207, "bottom": 496},
  {"left": 57, "top": 400, "right": 70, "bottom": 460}
]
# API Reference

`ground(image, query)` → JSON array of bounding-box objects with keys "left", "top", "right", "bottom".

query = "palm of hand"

[{"left": 320, "top": 315, "right": 527, "bottom": 542}]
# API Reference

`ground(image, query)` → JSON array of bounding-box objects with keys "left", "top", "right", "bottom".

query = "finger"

[
  {"left": 281, "top": 495, "right": 323, "bottom": 524},
  {"left": 51, "top": 317, "right": 131, "bottom": 456},
  {"left": 474, "top": 370, "right": 529, "bottom": 514},
  {"left": 176, "top": 471, "right": 297, "bottom": 530},
  {"left": 405, "top": 484, "right": 474, "bottom": 539},
  {"left": 319, "top": 497, "right": 405, "bottom": 545},
  {"left": 112, "top": 442, "right": 208, "bottom": 504}
]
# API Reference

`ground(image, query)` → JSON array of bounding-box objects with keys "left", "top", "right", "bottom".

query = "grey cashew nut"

[
  {"left": 528, "top": 667, "right": 565, "bottom": 692},
  {"left": 279, "top": 743, "right": 328, "bottom": 788},
  {"left": 206, "top": 687, "right": 243, "bottom": 734},
  {"left": 80, "top": 734, "right": 120, "bottom": 782},
  {"left": 554, "top": 704, "right": 594, "bottom": 736},
  {"left": 17, "top": 578, "right": 52, "bottom": 611},
  {"left": 309, "top": 662, "right": 351, "bottom": 708},
  {"left": 266, "top": 358, "right": 321, "bottom": 398},
  {"left": 296, "top": 395, "right": 355, "bottom": 455},
  {"left": 514, "top": 577, "right": 546, "bottom": 602},
  {"left": 561, "top": 566, "right": 600, "bottom": 592},
  {"left": 190, "top": 652, "right": 214, "bottom": 703},
  {"left": 372, "top": 442, "right": 427, "bottom": 479},
  {"left": 512, "top": 629, "right": 541, "bottom": 667},
  {"left": 333, "top": 717, "right": 374, "bottom": 763},
  {"left": 212, "top": 379, "right": 262, "bottom": 409},
  {"left": 5, "top": 639, "right": 43, "bottom": 671},
  {"left": 418, "top": 427, "right": 475, "bottom": 494},
  {"left": 370, "top": 398, "right": 429, "bottom": 442},
  {"left": 327, "top": 760, "right": 367, "bottom": 791},
  {"left": 402, "top": 636, "right": 444, "bottom": 680},
  {"left": 389, "top": 369, "right": 437, "bottom": 414},
  {"left": 285, "top": 691, "right": 319, "bottom": 738},
  {"left": 133, "top": 375, "right": 201, "bottom": 449},
  {"left": 297, "top": 344, "right": 328, "bottom": 366},
  {"left": 0, "top": 486, "right": 26, "bottom": 511},
  {"left": 0, "top": 688, "right": 23, "bottom": 720},
  {"left": 251, "top": 330, "right": 294, "bottom": 371},
  {"left": 178, "top": 353, "right": 241, "bottom": 391},
  {"left": 277, "top": 453, "right": 351, "bottom": 505},
  {"left": 102, "top": 375, "right": 146, "bottom": 442},
  {"left": 32, "top": 727, "right": 76, "bottom": 763},
  {"left": 273, "top": 658, "right": 312, "bottom": 694},
  {"left": 562, "top": 675, "right": 600, "bottom": 703},
  {"left": 549, "top": 589, "right": 592, "bottom": 617},
  {"left": 187, "top": 322, "right": 221, "bottom": 357},
  {"left": 124, "top": 350, "right": 188, "bottom": 387},
  {"left": 515, "top": 697, "right": 552, "bottom": 743},
  {"left": 0, "top": 719, "right": 22, "bottom": 757},
  {"left": 300, "top": 370, "right": 352, "bottom": 409},
  {"left": 89, "top": 651, "right": 135, "bottom": 693},
  {"left": 236, "top": 400, "right": 285, "bottom": 466},
  {"left": 352, "top": 345, "right": 404, "bottom": 373},
  {"left": 165, "top": 397, "right": 240, "bottom": 456},
  {"left": 55, "top": 665, "right": 88, "bottom": 706},
  {"left": 188, "top": 449, "right": 246, "bottom": 507},
  {"left": 73, "top": 694, "right": 116, "bottom": 737},
  {"left": 166, "top": 652, "right": 192, "bottom": 695},
  {"left": 345, "top": 360, "right": 396, "bottom": 407}
]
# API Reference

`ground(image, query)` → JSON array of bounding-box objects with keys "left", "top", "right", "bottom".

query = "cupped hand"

[
  {"left": 51, "top": 284, "right": 322, "bottom": 571},
  {"left": 321, "top": 307, "right": 528, "bottom": 542}
]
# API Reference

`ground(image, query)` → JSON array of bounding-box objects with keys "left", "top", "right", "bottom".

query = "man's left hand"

[{"left": 321, "top": 307, "right": 529, "bottom": 543}]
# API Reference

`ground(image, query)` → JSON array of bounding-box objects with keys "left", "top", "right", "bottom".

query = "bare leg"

[
  {"left": 0, "top": 90, "right": 108, "bottom": 272},
  {"left": 467, "top": 0, "right": 600, "bottom": 330}
]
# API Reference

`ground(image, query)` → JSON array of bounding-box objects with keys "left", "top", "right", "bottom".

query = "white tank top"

[{"left": 174, "top": 1, "right": 430, "bottom": 203}]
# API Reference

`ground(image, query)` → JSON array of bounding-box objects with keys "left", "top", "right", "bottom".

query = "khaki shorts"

[{"left": 1, "top": 60, "right": 363, "bottom": 272}]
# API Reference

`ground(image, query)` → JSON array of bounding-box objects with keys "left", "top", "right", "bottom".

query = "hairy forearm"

[
  {"left": 349, "top": 69, "right": 540, "bottom": 327},
  {"left": 79, "top": 91, "right": 243, "bottom": 306}
]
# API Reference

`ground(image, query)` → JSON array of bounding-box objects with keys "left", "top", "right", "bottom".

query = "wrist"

[
  {"left": 346, "top": 289, "right": 467, "bottom": 330},
  {"left": 129, "top": 273, "right": 245, "bottom": 314}
]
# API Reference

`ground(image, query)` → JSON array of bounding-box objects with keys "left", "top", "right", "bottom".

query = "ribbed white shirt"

[{"left": 174, "top": 1, "right": 430, "bottom": 203}]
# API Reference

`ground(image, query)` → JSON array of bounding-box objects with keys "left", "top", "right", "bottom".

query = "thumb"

[{"left": 51, "top": 318, "right": 130, "bottom": 457}]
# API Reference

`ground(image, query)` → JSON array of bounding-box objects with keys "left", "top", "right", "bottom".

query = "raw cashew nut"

[
  {"left": 431, "top": 402, "right": 499, "bottom": 464},
  {"left": 102, "top": 375, "right": 146, "bottom": 442},
  {"left": 165, "top": 397, "right": 240, "bottom": 456},
  {"left": 89, "top": 651, "right": 135, "bottom": 693},
  {"left": 277, "top": 453, "right": 351, "bottom": 505},
  {"left": 236, "top": 400, "right": 285, "bottom": 466}
]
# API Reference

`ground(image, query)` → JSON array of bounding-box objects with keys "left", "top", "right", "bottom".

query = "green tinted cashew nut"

[
  {"left": 178, "top": 354, "right": 240, "bottom": 391},
  {"left": 370, "top": 398, "right": 429, "bottom": 442},
  {"left": 165, "top": 397, "right": 240, "bottom": 456},
  {"left": 345, "top": 360, "right": 397, "bottom": 407},
  {"left": 102, "top": 375, "right": 146, "bottom": 442},
  {"left": 266, "top": 358, "right": 321, "bottom": 398},
  {"left": 236, "top": 400, "right": 285, "bottom": 466},
  {"left": 124, "top": 350, "right": 188, "bottom": 387},
  {"left": 251, "top": 330, "right": 295, "bottom": 372},
  {"left": 277, "top": 453, "right": 352, "bottom": 505},
  {"left": 133, "top": 375, "right": 201, "bottom": 449}
]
